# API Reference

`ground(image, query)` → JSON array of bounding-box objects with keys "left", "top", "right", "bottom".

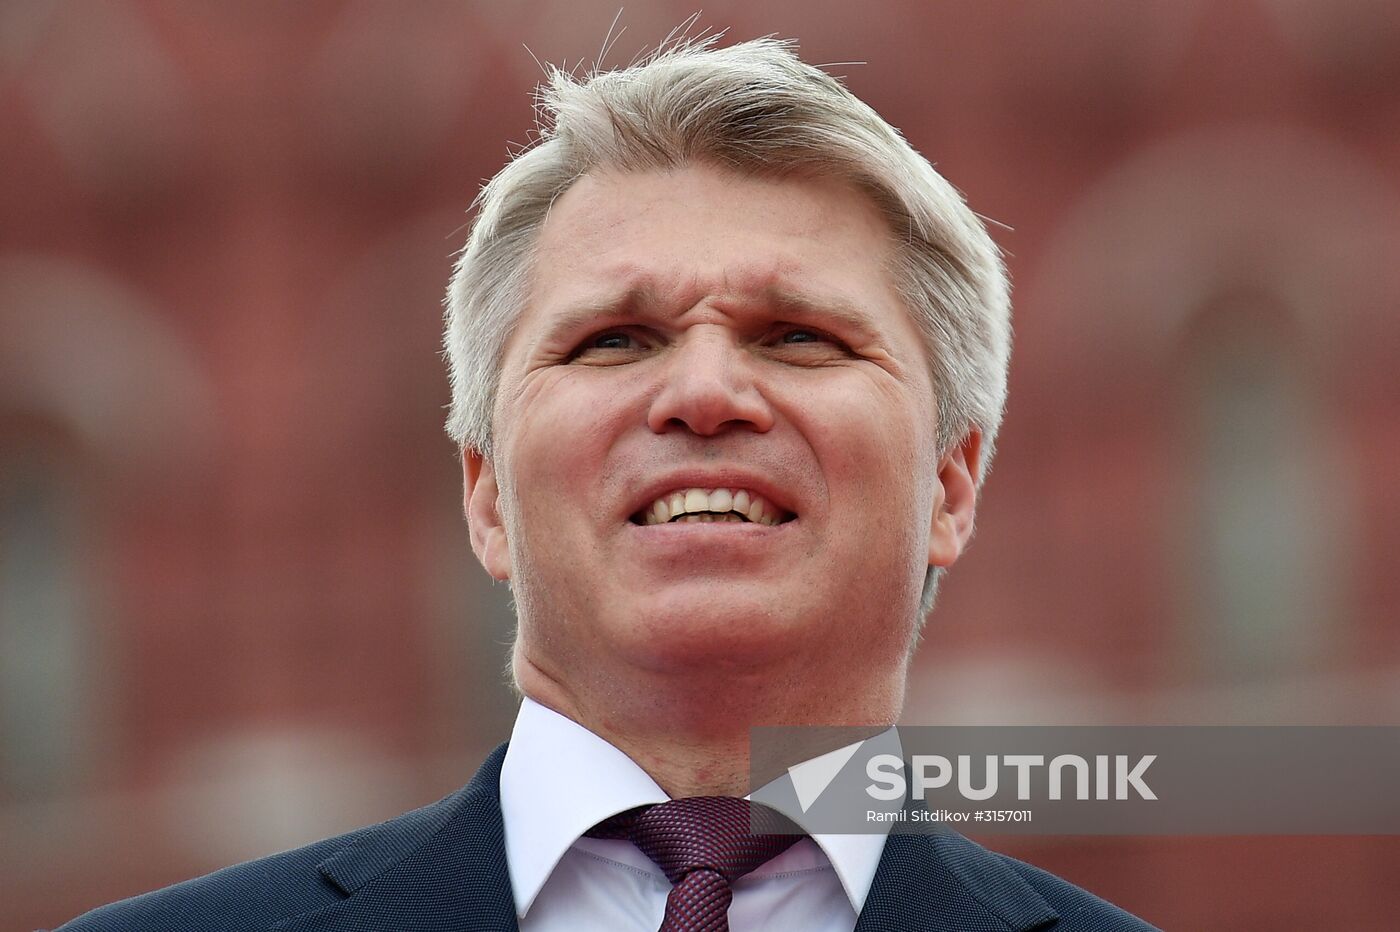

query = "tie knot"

[{"left": 589, "top": 797, "right": 802, "bottom": 886}]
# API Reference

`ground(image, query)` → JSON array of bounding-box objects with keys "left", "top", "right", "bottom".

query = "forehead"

[{"left": 524, "top": 163, "right": 908, "bottom": 324}]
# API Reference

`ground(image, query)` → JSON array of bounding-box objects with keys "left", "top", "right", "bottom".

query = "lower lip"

[{"left": 625, "top": 517, "right": 797, "bottom": 549}]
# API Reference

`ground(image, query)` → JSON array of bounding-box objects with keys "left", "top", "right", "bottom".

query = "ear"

[
  {"left": 928, "top": 430, "right": 982, "bottom": 568},
  {"left": 462, "top": 449, "right": 512, "bottom": 581}
]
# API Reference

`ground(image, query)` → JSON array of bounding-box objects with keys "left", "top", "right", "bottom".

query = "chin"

[{"left": 617, "top": 593, "right": 811, "bottom": 672}]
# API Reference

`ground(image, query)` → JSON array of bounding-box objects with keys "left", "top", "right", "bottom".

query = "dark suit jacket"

[{"left": 55, "top": 744, "right": 1157, "bottom": 931}]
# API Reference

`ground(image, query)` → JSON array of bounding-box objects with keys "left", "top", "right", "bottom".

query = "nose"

[{"left": 646, "top": 329, "right": 775, "bottom": 436}]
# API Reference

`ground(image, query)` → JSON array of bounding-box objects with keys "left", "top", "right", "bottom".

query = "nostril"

[{"left": 647, "top": 374, "right": 776, "bottom": 437}]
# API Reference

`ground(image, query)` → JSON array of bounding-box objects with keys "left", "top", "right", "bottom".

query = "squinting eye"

[
  {"left": 567, "top": 328, "right": 652, "bottom": 364},
  {"left": 780, "top": 328, "right": 828, "bottom": 344},
  {"left": 591, "top": 331, "right": 633, "bottom": 350}
]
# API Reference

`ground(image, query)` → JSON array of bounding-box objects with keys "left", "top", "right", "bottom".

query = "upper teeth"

[{"left": 641, "top": 488, "right": 786, "bottom": 526}]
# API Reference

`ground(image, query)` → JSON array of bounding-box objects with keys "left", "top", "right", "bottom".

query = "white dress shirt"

[{"left": 499, "top": 698, "right": 889, "bottom": 931}]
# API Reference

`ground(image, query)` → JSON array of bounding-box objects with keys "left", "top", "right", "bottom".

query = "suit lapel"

[
  {"left": 854, "top": 831, "right": 1058, "bottom": 932},
  {"left": 272, "top": 744, "right": 518, "bottom": 932},
  {"left": 263, "top": 741, "right": 1056, "bottom": 931}
]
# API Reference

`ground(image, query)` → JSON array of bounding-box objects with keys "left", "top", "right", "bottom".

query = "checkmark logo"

[{"left": 788, "top": 742, "right": 863, "bottom": 813}]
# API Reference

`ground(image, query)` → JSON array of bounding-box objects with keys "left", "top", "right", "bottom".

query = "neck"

[{"left": 516, "top": 652, "right": 904, "bottom": 798}]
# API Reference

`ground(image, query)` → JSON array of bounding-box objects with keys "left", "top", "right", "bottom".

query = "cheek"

[
  {"left": 499, "top": 370, "right": 645, "bottom": 524},
  {"left": 507, "top": 370, "right": 612, "bottom": 456},
  {"left": 798, "top": 382, "right": 936, "bottom": 545},
  {"left": 812, "top": 379, "right": 932, "bottom": 479}
]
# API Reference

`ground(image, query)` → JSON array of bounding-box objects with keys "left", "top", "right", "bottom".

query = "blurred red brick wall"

[{"left": 3, "top": 2, "right": 1399, "bottom": 928}]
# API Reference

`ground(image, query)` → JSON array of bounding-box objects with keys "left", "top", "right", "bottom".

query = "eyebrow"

[
  {"left": 539, "top": 284, "right": 666, "bottom": 342},
  {"left": 764, "top": 287, "right": 885, "bottom": 343}
]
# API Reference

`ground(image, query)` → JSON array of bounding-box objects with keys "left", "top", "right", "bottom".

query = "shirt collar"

[
  {"left": 764, "top": 733, "right": 897, "bottom": 912},
  {"left": 500, "top": 698, "right": 669, "bottom": 918},
  {"left": 499, "top": 697, "right": 889, "bottom": 919}
]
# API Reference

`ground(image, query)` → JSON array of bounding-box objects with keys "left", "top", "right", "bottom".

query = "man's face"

[{"left": 465, "top": 163, "right": 977, "bottom": 696}]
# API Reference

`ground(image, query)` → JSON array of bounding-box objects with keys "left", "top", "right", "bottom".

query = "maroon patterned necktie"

[{"left": 586, "top": 796, "right": 803, "bottom": 931}]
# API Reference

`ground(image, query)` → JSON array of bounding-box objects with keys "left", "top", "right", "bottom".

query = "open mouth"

[{"left": 629, "top": 487, "right": 795, "bottom": 526}]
